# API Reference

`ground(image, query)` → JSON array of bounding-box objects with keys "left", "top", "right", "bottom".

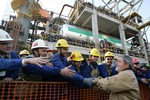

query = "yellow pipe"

[
  {"left": 122, "top": 12, "right": 141, "bottom": 23},
  {"left": 137, "top": 21, "right": 150, "bottom": 30}
]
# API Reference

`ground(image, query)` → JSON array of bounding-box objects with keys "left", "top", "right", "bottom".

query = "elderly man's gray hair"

[{"left": 120, "top": 55, "right": 133, "bottom": 68}]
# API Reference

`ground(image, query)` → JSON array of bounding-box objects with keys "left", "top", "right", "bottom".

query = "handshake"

[
  {"left": 83, "top": 77, "right": 102, "bottom": 87},
  {"left": 84, "top": 78, "right": 95, "bottom": 87}
]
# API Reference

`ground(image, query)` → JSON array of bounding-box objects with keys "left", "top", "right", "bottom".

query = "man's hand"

[
  {"left": 84, "top": 78, "right": 95, "bottom": 87},
  {"left": 60, "top": 66, "right": 75, "bottom": 77},
  {"left": 93, "top": 77, "right": 103, "bottom": 90},
  {"left": 24, "top": 57, "right": 49, "bottom": 67},
  {"left": 2, "top": 77, "right": 13, "bottom": 83},
  {"left": 141, "top": 78, "right": 148, "bottom": 84},
  {"left": 47, "top": 62, "right": 53, "bottom": 67}
]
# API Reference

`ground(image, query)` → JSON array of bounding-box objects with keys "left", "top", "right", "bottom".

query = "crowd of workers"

[
  {"left": 0, "top": 29, "right": 150, "bottom": 99},
  {"left": 38, "top": 33, "right": 145, "bottom": 58}
]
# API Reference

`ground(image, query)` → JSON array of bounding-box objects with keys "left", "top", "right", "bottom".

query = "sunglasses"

[
  {"left": 106, "top": 59, "right": 113, "bottom": 60},
  {"left": 62, "top": 48, "right": 69, "bottom": 51},
  {"left": 134, "top": 63, "right": 139, "bottom": 65}
]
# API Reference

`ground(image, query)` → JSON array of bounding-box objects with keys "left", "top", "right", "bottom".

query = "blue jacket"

[
  {"left": 89, "top": 62, "right": 99, "bottom": 70},
  {"left": 0, "top": 58, "right": 22, "bottom": 71},
  {"left": 51, "top": 53, "right": 70, "bottom": 81},
  {"left": 146, "top": 69, "right": 150, "bottom": 78},
  {"left": 145, "top": 69, "right": 150, "bottom": 86},
  {"left": 22, "top": 64, "right": 62, "bottom": 81},
  {"left": 0, "top": 51, "right": 20, "bottom": 80},
  {"left": 66, "top": 64, "right": 91, "bottom": 88},
  {"left": 52, "top": 53, "right": 69, "bottom": 69},
  {"left": 98, "top": 63, "right": 117, "bottom": 78},
  {"left": 132, "top": 68, "right": 145, "bottom": 82},
  {"left": 22, "top": 64, "right": 61, "bottom": 75}
]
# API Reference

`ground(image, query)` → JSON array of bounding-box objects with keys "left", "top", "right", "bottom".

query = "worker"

[
  {"left": 18, "top": 49, "right": 30, "bottom": 80},
  {"left": 130, "top": 35, "right": 148, "bottom": 50},
  {"left": 130, "top": 35, "right": 140, "bottom": 50},
  {"left": 22, "top": 39, "right": 75, "bottom": 81},
  {"left": 141, "top": 64, "right": 150, "bottom": 88},
  {"left": 88, "top": 48, "right": 100, "bottom": 77},
  {"left": 132, "top": 57, "right": 148, "bottom": 84},
  {"left": 19, "top": 49, "right": 30, "bottom": 59},
  {"left": 85, "top": 55, "right": 141, "bottom": 100},
  {"left": 52, "top": 39, "right": 70, "bottom": 68},
  {"left": 98, "top": 51, "right": 117, "bottom": 78},
  {"left": 66, "top": 51, "right": 93, "bottom": 88},
  {"left": 0, "top": 29, "right": 48, "bottom": 83},
  {"left": 51, "top": 39, "right": 70, "bottom": 81}
]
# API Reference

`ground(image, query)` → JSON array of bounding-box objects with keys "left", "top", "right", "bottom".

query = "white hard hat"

[
  {"left": 0, "top": 29, "right": 13, "bottom": 41},
  {"left": 31, "top": 39, "right": 48, "bottom": 50}
]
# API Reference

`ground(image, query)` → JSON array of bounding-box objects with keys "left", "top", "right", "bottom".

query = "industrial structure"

[
  {"left": 2, "top": 0, "right": 149, "bottom": 64},
  {"left": 0, "top": 0, "right": 150, "bottom": 99}
]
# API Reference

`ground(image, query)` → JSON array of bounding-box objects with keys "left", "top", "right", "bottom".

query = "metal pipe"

[
  {"left": 103, "top": 0, "right": 113, "bottom": 8},
  {"left": 121, "top": 0, "right": 141, "bottom": 15},
  {"left": 110, "top": 0, "right": 122, "bottom": 10},
  {"left": 59, "top": 4, "right": 75, "bottom": 18}
]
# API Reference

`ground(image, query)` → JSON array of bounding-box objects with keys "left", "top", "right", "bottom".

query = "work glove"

[{"left": 84, "top": 78, "right": 95, "bottom": 87}]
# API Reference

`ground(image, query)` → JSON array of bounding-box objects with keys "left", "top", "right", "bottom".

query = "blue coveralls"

[
  {"left": 132, "top": 68, "right": 145, "bottom": 82},
  {"left": 146, "top": 69, "right": 150, "bottom": 78},
  {"left": 51, "top": 53, "right": 70, "bottom": 81},
  {"left": 66, "top": 63, "right": 91, "bottom": 88},
  {"left": 145, "top": 69, "right": 150, "bottom": 86},
  {"left": 22, "top": 64, "right": 62, "bottom": 81},
  {"left": 52, "top": 53, "right": 69, "bottom": 69},
  {"left": 0, "top": 51, "right": 20, "bottom": 80},
  {"left": 98, "top": 63, "right": 117, "bottom": 78}
]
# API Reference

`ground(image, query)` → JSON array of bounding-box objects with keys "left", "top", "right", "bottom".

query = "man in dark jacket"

[
  {"left": 22, "top": 39, "right": 75, "bottom": 81},
  {"left": 51, "top": 39, "right": 71, "bottom": 81},
  {"left": 0, "top": 29, "right": 48, "bottom": 83},
  {"left": 67, "top": 51, "right": 92, "bottom": 88},
  {"left": 98, "top": 51, "right": 117, "bottom": 78}
]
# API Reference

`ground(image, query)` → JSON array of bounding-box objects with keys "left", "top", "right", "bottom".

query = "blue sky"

[{"left": 0, "top": 0, "right": 149, "bottom": 42}]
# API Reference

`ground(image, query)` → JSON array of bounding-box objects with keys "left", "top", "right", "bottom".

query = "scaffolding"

[
  {"left": 4, "top": 21, "right": 21, "bottom": 50},
  {"left": 67, "top": 0, "right": 149, "bottom": 64}
]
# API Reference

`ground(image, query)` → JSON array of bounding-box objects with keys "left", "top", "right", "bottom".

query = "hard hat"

[
  {"left": 132, "top": 57, "right": 139, "bottom": 63},
  {"left": 71, "top": 51, "right": 84, "bottom": 61},
  {"left": 31, "top": 39, "right": 48, "bottom": 50},
  {"left": 104, "top": 51, "right": 114, "bottom": 58},
  {"left": 19, "top": 50, "right": 30, "bottom": 56},
  {"left": 90, "top": 48, "right": 100, "bottom": 57},
  {"left": 0, "top": 29, "right": 13, "bottom": 41},
  {"left": 55, "top": 39, "right": 69, "bottom": 48}
]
